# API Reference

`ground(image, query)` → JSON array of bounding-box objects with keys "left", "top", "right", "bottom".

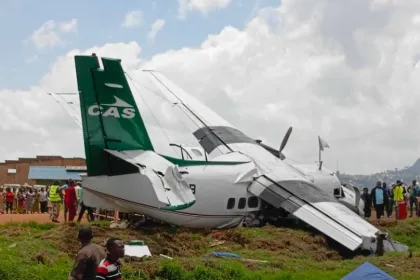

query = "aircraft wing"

[{"left": 248, "top": 174, "right": 383, "bottom": 251}]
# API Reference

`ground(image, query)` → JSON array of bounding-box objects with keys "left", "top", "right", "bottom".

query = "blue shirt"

[{"left": 375, "top": 188, "right": 384, "bottom": 205}]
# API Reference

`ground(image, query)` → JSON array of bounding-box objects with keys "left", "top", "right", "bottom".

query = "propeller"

[
  {"left": 279, "top": 126, "right": 293, "bottom": 154},
  {"left": 255, "top": 126, "right": 292, "bottom": 160}
]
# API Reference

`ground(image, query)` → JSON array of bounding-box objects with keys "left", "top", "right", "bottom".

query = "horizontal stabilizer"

[{"left": 104, "top": 149, "right": 196, "bottom": 210}]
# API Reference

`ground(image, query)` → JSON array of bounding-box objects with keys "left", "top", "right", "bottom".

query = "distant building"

[{"left": 0, "top": 156, "right": 86, "bottom": 187}]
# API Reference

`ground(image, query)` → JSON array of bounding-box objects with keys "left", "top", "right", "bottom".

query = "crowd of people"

[
  {"left": 0, "top": 186, "right": 49, "bottom": 214},
  {"left": 361, "top": 179, "right": 420, "bottom": 219},
  {"left": 0, "top": 180, "right": 95, "bottom": 223}
]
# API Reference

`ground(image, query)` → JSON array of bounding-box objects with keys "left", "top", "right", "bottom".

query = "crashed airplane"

[{"left": 51, "top": 54, "right": 407, "bottom": 253}]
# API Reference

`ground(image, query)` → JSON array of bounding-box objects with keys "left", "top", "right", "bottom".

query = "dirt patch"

[
  {"left": 250, "top": 226, "right": 341, "bottom": 261},
  {"left": 42, "top": 223, "right": 344, "bottom": 264},
  {"left": 0, "top": 226, "right": 31, "bottom": 238},
  {"left": 43, "top": 224, "right": 214, "bottom": 258},
  {"left": 370, "top": 219, "right": 399, "bottom": 229}
]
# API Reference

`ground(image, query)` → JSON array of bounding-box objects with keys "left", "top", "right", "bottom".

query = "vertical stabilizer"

[{"left": 75, "top": 55, "right": 154, "bottom": 176}]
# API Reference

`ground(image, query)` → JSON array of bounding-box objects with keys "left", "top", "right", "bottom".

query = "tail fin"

[{"left": 75, "top": 54, "right": 154, "bottom": 176}]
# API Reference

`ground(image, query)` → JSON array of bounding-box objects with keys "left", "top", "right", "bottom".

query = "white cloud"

[
  {"left": 30, "top": 20, "right": 61, "bottom": 49},
  {"left": 178, "top": 0, "right": 232, "bottom": 19},
  {"left": 59, "top": 19, "right": 78, "bottom": 32},
  {"left": 122, "top": 10, "right": 143, "bottom": 28},
  {"left": 147, "top": 19, "right": 165, "bottom": 41},
  {"left": 5, "top": 0, "right": 420, "bottom": 174},
  {"left": 29, "top": 19, "right": 78, "bottom": 50}
]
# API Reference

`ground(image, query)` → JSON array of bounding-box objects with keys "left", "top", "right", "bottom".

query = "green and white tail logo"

[{"left": 88, "top": 95, "right": 135, "bottom": 119}]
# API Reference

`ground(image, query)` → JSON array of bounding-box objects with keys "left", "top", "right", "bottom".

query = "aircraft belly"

[{"left": 83, "top": 185, "right": 243, "bottom": 228}]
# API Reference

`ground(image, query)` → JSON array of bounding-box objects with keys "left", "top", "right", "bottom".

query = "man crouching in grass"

[{"left": 68, "top": 226, "right": 106, "bottom": 280}]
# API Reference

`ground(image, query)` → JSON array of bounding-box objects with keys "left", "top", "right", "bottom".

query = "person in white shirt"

[
  {"left": 39, "top": 188, "right": 48, "bottom": 213},
  {"left": 75, "top": 182, "right": 82, "bottom": 213}
]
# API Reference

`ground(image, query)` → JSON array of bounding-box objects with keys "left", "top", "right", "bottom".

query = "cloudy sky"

[{"left": 1, "top": 0, "right": 420, "bottom": 175}]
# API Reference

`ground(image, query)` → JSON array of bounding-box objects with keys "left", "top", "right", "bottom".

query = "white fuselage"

[{"left": 82, "top": 152, "right": 262, "bottom": 228}]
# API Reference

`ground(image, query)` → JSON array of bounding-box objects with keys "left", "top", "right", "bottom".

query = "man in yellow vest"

[
  {"left": 49, "top": 181, "right": 62, "bottom": 223},
  {"left": 393, "top": 180, "right": 405, "bottom": 219}
]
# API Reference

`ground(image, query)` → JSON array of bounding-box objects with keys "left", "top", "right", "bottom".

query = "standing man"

[
  {"left": 39, "top": 188, "right": 48, "bottom": 213},
  {"left": 387, "top": 183, "right": 396, "bottom": 217},
  {"left": 371, "top": 181, "right": 388, "bottom": 220},
  {"left": 96, "top": 238, "right": 125, "bottom": 280},
  {"left": 65, "top": 181, "right": 78, "bottom": 223},
  {"left": 393, "top": 180, "right": 405, "bottom": 219},
  {"left": 361, "top": 188, "right": 371, "bottom": 219},
  {"left": 77, "top": 184, "right": 95, "bottom": 223},
  {"left": 75, "top": 182, "right": 82, "bottom": 213},
  {"left": 68, "top": 226, "right": 106, "bottom": 280},
  {"left": 409, "top": 180, "right": 418, "bottom": 217},
  {"left": 382, "top": 182, "right": 392, "bottom": 217},
  {"left": 49, "top": 181, "right": 62, "bottom": 223}
]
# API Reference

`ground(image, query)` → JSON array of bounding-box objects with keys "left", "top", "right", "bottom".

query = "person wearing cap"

[{"left": 68, "top": 226, "right": 106, "bottom": 280}]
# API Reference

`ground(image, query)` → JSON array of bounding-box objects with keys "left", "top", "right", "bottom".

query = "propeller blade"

[{"left": 279, "top": 126, "right": 293, "bottom": 154}]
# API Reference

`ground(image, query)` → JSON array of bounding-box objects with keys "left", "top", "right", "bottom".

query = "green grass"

[{"left": 0, "top": 219, "right": 418, "bottom": 279}]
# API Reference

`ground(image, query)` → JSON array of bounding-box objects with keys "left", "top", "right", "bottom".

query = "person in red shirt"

[
  {"left": 96, "top": 238, "right": 125, "bottom": 280},
  {"left": 5, "top": 188, "right": 14, "bottom": 214},
  {"left": 65, "top": 180, "right": 78, "bottom": 223}
]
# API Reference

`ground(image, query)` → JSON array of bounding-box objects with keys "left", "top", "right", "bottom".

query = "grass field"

[{"left": 0, "top": 219, "right": 418, "bottom": 280}]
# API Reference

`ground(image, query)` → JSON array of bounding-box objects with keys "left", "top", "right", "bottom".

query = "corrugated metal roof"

[{"left": 28, "top": 166, "right": 83, "bottom": 180}]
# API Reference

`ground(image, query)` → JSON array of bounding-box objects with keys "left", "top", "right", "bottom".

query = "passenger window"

[
  {"left": 191, "top": 149, "right": 203, "bottom": 157},
  {"left": 227, "top": 198, "right": 235, "bottom": 209},
  {"left": 238, "top": 198, "right": 246, "bottom": 209},
  {"left": 248, "top": 196, "right": 259, "bottom": 208}
]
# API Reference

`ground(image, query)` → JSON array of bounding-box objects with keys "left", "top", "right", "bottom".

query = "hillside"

[{"left": 338, "top": 158, "right": 420, "bottom": 188}]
